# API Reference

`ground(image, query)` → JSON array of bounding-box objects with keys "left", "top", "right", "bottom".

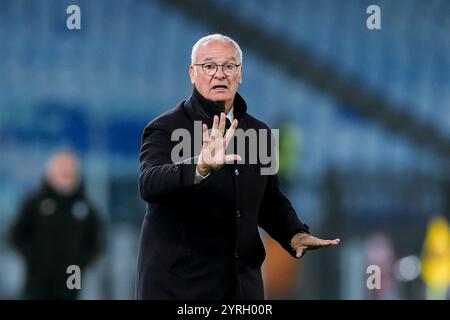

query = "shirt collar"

[{"left": 226, "top": 107, "right": 234, "bottom": 122}]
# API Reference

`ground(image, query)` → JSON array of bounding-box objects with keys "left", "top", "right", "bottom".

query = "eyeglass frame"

[{"left": 193, "top": 62, "right": 242, "bottom": 76}]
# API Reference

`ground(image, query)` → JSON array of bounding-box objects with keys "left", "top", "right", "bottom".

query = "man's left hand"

[{"left": 290, "top": 233, "right": 340, "bottom": 258}]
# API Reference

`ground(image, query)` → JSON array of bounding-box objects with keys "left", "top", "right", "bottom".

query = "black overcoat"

[{"left": 136, "top": 88, "right": 309, "bottom": 299}]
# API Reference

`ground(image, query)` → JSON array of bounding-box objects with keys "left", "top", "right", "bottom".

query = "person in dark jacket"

[
  {"left": 9, "top": 151, "right": 103, "bottom": 299},
  {"left": 136, "top": 34, "right": 340, "bottom": 300}
]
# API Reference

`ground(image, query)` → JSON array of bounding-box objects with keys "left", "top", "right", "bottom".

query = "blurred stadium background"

[{"left": 0, "top": 0, "right": 449, "bottom": 299}]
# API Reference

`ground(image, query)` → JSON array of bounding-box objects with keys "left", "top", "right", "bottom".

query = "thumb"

[{"left": 296, "top": 247, "right": 305, "bottom": 258}]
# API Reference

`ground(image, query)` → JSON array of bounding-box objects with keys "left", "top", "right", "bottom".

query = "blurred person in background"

[
  {"left": 366, "top": 232, "right": 399, "bottom": 299},
  {"left": 136, "top": 34, "right": 340, "bottom": 300},
  {"left": 8, "top": 151, "right": 104, "bottom": 299}
]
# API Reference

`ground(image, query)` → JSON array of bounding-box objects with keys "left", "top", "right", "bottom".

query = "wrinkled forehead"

[{"left": 196, "top": 40, "right": 240, "bottom": 63}]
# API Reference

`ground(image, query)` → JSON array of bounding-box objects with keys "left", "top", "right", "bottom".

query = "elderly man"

[
  {"left": 137, "top": 34, "right": 339, "bottom": 299},
  {"left": 9, "top": 151, "right": 103, "bottom": 299}
]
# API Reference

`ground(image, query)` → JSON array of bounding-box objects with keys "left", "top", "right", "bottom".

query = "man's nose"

[{"left": 214, "top": 67, "right": 226, "bottom": 79}]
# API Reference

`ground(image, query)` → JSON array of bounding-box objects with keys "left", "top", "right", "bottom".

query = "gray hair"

[{"left": 191, "top": 34, "right": 243, "bottom": 65}]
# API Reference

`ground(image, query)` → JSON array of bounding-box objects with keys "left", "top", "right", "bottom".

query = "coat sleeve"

[
  {"left": 139, "top": 121, "right": 198, "bottom": 203},
  {"left": 257, "top": 174, "right": 309, "bottom": 258}
]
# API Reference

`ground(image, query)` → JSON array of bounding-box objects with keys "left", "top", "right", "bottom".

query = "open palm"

[{"left": 197, "top": 113, "right": 241, "bottom": 174}]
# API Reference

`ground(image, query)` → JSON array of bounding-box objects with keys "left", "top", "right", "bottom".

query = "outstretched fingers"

[
  {"left": 202, "top": 123, "right": 209, "bottom": 143},
  {"left": 218, "top": 112, "right": 226, "bottom": 137},
  {"left": 224, "top": 119, "right": 238, "bottom": 147},
  {"left": 326, "top": 239, "right": 341, "bottom": 246},
  {"left": 210, "top": 115, "right": 219, "bottom": 140},
  {"left": 312, "top": 237, "right": 341, "bottom": 248}
]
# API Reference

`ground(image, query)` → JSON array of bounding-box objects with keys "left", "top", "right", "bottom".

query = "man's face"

[
  {"left": 47, "top": 153, "right": 80, "bottom": 195},
  {"left": 189, "top": 40, "right": 242, "bottom": 109}
]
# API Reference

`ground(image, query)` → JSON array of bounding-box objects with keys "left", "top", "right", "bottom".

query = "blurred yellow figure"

[{"left": 421, "top": 215, "right": 450, "bottom": 300}]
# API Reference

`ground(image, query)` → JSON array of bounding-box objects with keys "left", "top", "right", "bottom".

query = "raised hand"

[{"left": 197, "top": 113, "right": 241, "bottom": 176}]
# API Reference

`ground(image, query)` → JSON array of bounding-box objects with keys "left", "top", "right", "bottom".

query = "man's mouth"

[{"left": 211, "top": 85, "right": 228, "bottom": 91}]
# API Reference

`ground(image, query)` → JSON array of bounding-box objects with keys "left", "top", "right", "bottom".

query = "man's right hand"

[{"left": 197, "top": 112, "right": 241, "bottom": 176}]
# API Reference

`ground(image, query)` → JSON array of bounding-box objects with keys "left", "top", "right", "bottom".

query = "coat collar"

[{"left": 184, "top": 87, "right": 247, "bottom": 122}]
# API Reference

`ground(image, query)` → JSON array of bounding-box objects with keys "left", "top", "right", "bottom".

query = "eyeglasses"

[{"left": 193, "top": 62, "right": 241, "bottom": 76}]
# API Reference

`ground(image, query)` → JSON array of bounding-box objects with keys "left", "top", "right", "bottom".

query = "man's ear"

[{"left": 189, "top": 65, "right": 196, "bottom": 84}]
